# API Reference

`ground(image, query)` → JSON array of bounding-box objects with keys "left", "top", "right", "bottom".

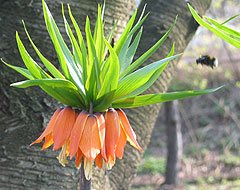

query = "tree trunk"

[
  {"left": 0, "top": 0, "right": 135, "bottom": 189},
  {"left": 0, "top": 0, "right": 212, "bottom": 189},
  {"left": 107, "top": 0, "right": 212, "bottom": 189},
  {"left": 164, "top": 100, "right": 182, "bottom": 185}
]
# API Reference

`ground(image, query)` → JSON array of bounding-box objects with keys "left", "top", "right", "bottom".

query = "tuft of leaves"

[{"left": 1, "top": 0, "right": 222, "bottom": 112}]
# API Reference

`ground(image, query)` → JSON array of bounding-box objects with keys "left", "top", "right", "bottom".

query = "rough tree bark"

[
  {"left": 0, "top": 0, "right": 135, "bottom": 189},
  {"left": 107, "top": 0, "right": 212, "bottom": 189},
  {"left": 0, "top": 0, "right": 212, "bottom": 189}
]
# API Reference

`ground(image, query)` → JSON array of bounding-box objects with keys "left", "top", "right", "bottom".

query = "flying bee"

[{"left": 196, "top": 55, "right": 218, "bottom": 69}]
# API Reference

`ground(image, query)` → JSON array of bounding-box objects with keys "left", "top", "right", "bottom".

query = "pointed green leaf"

[
  {"left": 1, "top": 58, "right": 34, "bottom": 80},
  {"left": 120, "top": 16, "right": 177, "bottom": 79},
  {"left": 117, "top": 5, "right": 148, "bottom": 75},
  {"left": 116, "top": 7, "right": 148, "bottom": 72},
  {"left": 85, "top": 16, "right": 100, "bottom": 101},
  {"left": 118, "top": 35, "right": 133, "bottom": 73},
  {"left": 96, "top": 38, "right": 119, "bottom": 102},
  {"left": 101, "top": 0, "right": 106, "bottom": 21},
  {"left": 119, "top": 27, "right": 143, "bottom": 75},
  {"left": 16, "top": 32, "right": 51, "bottom": 79},
  {"left": 41, "top": 85, "right": 85, "bottom": 108},
  {"left": 125, "top": 27, "right": 142, "bottom": 62},
  {"left": 94, "top": 5, "right": 104, "bottom": 65},
  {"left": 62, "top": 4, "right": 84, "bottom": 76},
  {"left": 42, "top": 0, "right": 86, "bottom": 97},
  {"left": 188, "top": 4, "right": 240, "bottom": 49},
  {"left": 22, "top": 21, "right": 65, "bottom": 79},
  {"left": 11, "top": 78, "right": 78, "bottom": 90},
  {"left": 114, "top": 9, "right": 137, "bottom": 55},
  {"left": 114, "top": 53, "right": 181, "bottom": 100},
  {"left": 221, "top": 14, "right": 239, "bottom": 25},
  {"left": 11, "top": 78, "right": 86, "bottom": 107},
  {"left": 112, "top": 86, "right": 223, "bottom": 108},
  {"left": 42, "top": 0, "right": 68, "bottom": 78},
  {"left": 68, "top": 4, "right": 88, "bottom": 84},
  {"left": 120, "top": 43, "right": 175, "bottom": 100},
  {"left": 204, "top": 16, "right": 240, "bottom": 38},
  {"left": 128, "top": 4, "right": 148, "bottom": 37},
  {"left": 103, "top": 18, "right": 119, "bottom": 59}
]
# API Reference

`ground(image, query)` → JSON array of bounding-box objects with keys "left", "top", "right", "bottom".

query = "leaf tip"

[
  {"left": 143, "top": 3, "right": 147, "bottom": 9},
  {"left": 67, "top": 4, "right": 71, "bottom": 12},
  {"left": 0, "top": 58, "right": 6, "bottom": 65}
]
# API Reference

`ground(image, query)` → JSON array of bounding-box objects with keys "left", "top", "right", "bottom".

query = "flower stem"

[
  {"left": 79, "top": 102, "right": 93, "bottom": 190},
  {"left": 89, "top": 102, "right": 93, "bottom": 114},
  {"left": 80, "top": 158, "right": 91, "bottom": 190}
]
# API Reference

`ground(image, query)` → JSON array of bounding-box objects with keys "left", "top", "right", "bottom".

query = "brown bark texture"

[
  {"left": 106, "top": 0, "right": 212, "bottom": 189},
  {"left": 0, "top": 0, "right": 135, "bottom": 189},
  {"left": 0, "top": 0, "right": 211, "bottom": 189}
]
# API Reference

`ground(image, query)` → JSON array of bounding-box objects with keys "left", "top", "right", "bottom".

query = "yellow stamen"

[
  {"left": 105, "top": 157, "right": 115, "bottom": 170},
  {"left": 84, "top": 158, "right": 93, "bottom": 180},
  {"left": 57, "top": 142, "right": 69, "bottom": 167}
]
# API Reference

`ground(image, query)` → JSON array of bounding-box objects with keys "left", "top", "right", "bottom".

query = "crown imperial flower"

[{"left": 31, "top": 107, "right": 142, "bottom": 179}]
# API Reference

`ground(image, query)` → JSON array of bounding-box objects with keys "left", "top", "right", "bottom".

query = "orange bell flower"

[
  {"left": 31, "top": 107, "right": 142, "bottom": 179},
  {"left": 79, "top": 115, "right": 102, "bottom": 160},
  {"left": 30, "top": 108, "right": 61, "bottom": 149},
  {"left": 69, "top": 110, "right": 89, "bottom": 159},
  {"left": 116, "top": 109, "right": 143, "bottom": 152},
  {"left": 103, "top": 108, "right": 143, "bottom": 169},
  {"left": 104, "top": 108, "right": 120, "bottom": 167},
  {"left": 68, "top": 111, "right": 106, "bottom": 179},
  {"left": 52, "top": 107, "right": 76, "bottom": 150}
]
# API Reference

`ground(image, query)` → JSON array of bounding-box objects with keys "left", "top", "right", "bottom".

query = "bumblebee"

[{"left": 196, "top": 55, "right": 218, "bottom": 69}]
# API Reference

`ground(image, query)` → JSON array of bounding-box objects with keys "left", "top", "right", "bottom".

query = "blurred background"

[{"left": 132, "top": 0, "right": 240, "bottom": 189}]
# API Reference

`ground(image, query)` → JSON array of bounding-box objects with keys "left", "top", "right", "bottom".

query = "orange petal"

[
  {"left": 79, "top": 115, "right": 101, "bottom": 160},
  {"left": 117, "top": 109, "right": 143, "bottom": 151},
  {"left": 42, "top": 133, "right": 54, "bottom": 149},
  {"left": 75, "top": 148, "right": 83, "bottom": 168},
  {"left": 95, "top": 113, "right": 105, "bottom": 148},
  {"left": 101, "top": 140, "right": 107, "bottom": 162},
  {"left": 95, "top": 113, "right": 107, "bottom": 161},
  {"left": 105, "top": 108, "right": 120, "bottom": 162},
  {"left": 30, "top": 109, "right": 61, "bottom": 146},
  {"left": 69, "top": 110, "right": 88, "bottom": 159},
  {"left": 95, "top": 154, "right": 103, "bottom": 169},
  {"left": 115, "top": 124, "right": 127, "bottom": 159},
  {"left": 53, "top": 107, "right": 76, "bottom": 150}
]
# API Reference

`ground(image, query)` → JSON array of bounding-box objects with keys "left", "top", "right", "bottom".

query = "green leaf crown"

[{"left": 1, "top": 0, "right": 222, "bottom": 112}]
